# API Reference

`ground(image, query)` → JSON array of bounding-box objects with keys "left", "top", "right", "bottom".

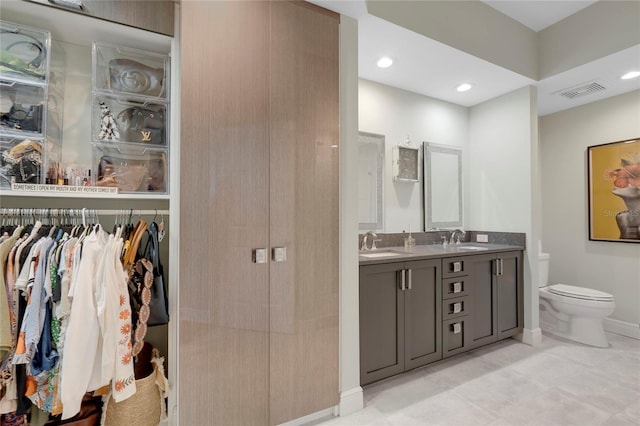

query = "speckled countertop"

[{"left": 358, "top": 243, "right": 525, "bottom": 265}]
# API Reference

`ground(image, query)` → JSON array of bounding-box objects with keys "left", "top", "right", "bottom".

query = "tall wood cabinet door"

[
  {"left": 497, "top": 251, "right": 523, "bottom": 339},
  {"left": 268, "top": 2, "right": 339, "bottom": 424},
  {"left": 404, "top": 259, "right": 442, "bottom": 370},
  {"left": 359, "top": 263, "right": 405, "bottom": 386},
  {"left": 466, "top": 254, "right": 498, "bottom": 348},
  {"left": 179, "top": 2, "right": 271, "bottom": 425}
]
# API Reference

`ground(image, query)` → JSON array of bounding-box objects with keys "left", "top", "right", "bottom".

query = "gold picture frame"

[{"left": 588, "top": 138, "right": 640, "bottom": 242}]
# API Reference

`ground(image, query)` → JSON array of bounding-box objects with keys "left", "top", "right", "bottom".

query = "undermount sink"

[{"left": 360, "top": 250, "right": 404, "bottom": 258}]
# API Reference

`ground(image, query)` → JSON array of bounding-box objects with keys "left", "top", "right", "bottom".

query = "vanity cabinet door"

[
  {"left": 360, "top": 259, "right": 442, "bottom": 385},
  {"left": 404, "top": 259, "right": 442, "bottom": 370},
  {"left": 466, "top": 251, "right": 524, "bottom": 348},
  {"left": 465, "top": 253, "right": 498, "bottom": 348},
  {"left": 496, "top": 251, "right": 523, "bottom": 339},
  {"left": 359, "top": 263, "right": 405, "bottom": 385}
]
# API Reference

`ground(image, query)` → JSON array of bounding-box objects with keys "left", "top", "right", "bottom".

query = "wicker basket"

[{"left": 102, "top": 349, "right": 168, "bottom": 426}]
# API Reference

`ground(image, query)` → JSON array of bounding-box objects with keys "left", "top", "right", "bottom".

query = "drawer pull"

[
  {"left": 451, "top": 261, "right": 462, "bottom": 273},
  {"left": 451, "top": 323, "right": 462, "bottom": 334},
  {"left": 452, "top": 282, "right": 462, "bottom": 293},
  {"left": 450, "top": 302, "right": 462, "bottom": 314}
]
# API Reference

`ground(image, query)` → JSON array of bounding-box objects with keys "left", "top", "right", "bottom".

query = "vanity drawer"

[
  {"left": 442, "top": 277, "right": 469, "bottom": 299},
  {"left": 442, "top": 317, "right": 471, "bottom": 358},
  {"left": 443, "top": 296, "right": 468, "bottom": 321},
  {"left": 442, "top": 257, "right": 467, "bottom": 278}
]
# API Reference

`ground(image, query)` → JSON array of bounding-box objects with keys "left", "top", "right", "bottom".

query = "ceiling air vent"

[{"left": 555, "top": 80, "right": 607, "bottom": 99}]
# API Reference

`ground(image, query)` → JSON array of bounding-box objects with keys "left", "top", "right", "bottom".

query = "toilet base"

[{"left": 540, "top": 308, "right": 610, "bottom": 348}]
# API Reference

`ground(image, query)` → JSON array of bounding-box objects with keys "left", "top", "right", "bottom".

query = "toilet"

[{"left": 538, "top": 252, "right": 615, "bottom": 347}]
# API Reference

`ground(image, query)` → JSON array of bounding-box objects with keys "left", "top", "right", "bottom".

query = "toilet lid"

[{"left": 548, "top": 284, "right": 614, "bottom": 301}]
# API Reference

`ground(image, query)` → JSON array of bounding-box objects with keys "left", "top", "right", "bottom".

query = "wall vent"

[{"left": 555, "top": 81, "right": 607, "bottom": 99}]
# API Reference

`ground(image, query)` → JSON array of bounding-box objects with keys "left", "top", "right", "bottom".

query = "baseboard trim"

[
  {"left": 339, "top": 386, "right": 364, "bottom": 416},
  {"left": 603, "top": 318, "right": 640, "bottom": 340},
  {"left": 521, "top": 327, "right": 543, "bottom": 346},
  {"left": 277, "top": 387, "right": 364, "bottom": 426},
  {"left": 278, "top": 407, "right": 336, "bottom": 426}
]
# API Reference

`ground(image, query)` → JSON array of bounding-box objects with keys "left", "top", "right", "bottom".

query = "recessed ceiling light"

[
  {"left": 377, "top": 57, "right": 393, "bottom": 68},
  {"left": 621, "top": 71, "right": 640, "bottom": 80},
  {"left": 456, "top": 83, "right": 473, "bottom": 92}
]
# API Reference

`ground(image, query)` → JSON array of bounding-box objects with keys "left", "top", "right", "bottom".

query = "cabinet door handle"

[
  {"left": 498, "top": 258, "right": 504, "bottom": 276},
  {"left": 407, "top": 269, "right": 412, "bottom": 290},
  {"left": 252, "top": 248, "right": 267, "bottom": 264},
  {"left": 400, "top": 269, "right": 406, "bottom": 291},
  {"left": 272, "top": 247, "right": 286, "bottom": 262}
]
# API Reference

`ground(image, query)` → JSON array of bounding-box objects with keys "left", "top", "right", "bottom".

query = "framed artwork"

[{"left": 588, "top": 138, "right": 640, "bottom": 242}]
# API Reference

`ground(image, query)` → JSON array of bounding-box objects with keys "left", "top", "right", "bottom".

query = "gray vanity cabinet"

[
  {"left": 359, "top": 259, "right": 442, "bottom": 385},
  {"left": 450, "top": 251, "right": 524, "bottom": 349}
]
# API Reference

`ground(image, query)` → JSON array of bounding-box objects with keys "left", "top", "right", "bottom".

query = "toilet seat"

[{"left": 548, "top": 284, "right": 614, "bottom": 302}]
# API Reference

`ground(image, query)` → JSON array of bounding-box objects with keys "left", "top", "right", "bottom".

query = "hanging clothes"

[{"left": 0, "top": 210, "right": 167, "bottom": 421}]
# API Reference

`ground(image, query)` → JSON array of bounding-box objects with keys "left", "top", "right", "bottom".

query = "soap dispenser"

[{"left": 404, "top": 226, "right": 416, "bottom": 249}]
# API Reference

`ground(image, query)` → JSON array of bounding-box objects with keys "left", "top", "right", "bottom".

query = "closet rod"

[{"left": 94, "top": 209, "right": 169, "bottom": 216}]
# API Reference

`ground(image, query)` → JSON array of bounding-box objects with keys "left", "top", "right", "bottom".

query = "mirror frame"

[
  {"left": 358, "top": 131, "right": 385, "bottom": 231},
  {"left": 424, "top": 142, "right": 463, "bottom": 229}
]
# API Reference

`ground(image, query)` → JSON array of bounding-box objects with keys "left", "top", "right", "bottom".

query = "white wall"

[
  {"left": 468, "top": 87, "right": 536, "bottom": 232},
  {"left": 469, "top": 86, "right": 540, "bottom": 342},
  {"left": 366, "top": 0, "right": 538, "bottom": 80},
  {"left": 540, "top": 90, "right": 640, "bottom": 328},
  {"left": 338, "top": 16, "right": 363, "bottom": 415},
  {"left": 538, "top": 1, "right": 640, "bottom": 78},
  {"left": 358, "top": 79, "right": 469, "bottom": 232}
]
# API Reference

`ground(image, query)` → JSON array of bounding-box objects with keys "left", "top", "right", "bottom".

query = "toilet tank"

[{"left": 539, "top": 253, "right": 550, "bottom": 288}]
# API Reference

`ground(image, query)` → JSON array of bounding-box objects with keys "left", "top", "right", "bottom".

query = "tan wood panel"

[
  {"left": 41, "top": 0, "right": 176, "bottom": 36},
  {"left": 269, "top": 2, "right": 340, "bottom": 424},
  {"left": 179, "top": 2, "right": 270, "bottom": 425}
]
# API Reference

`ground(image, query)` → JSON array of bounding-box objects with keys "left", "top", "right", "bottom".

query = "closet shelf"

[{"left": 0, "top": 189, "right": 170, "bottom": 200}]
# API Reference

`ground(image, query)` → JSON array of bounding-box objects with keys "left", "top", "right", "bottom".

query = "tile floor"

[{"left": 309, "top": 332, "right": 640, "bottom": 426}]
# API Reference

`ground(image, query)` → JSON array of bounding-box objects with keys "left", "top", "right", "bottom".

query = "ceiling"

[{"left": 309, "top": 0, "right": 640, "bottom": 116}]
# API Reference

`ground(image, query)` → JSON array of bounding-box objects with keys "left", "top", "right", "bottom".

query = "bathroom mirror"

[
  {"left": 358, "top": 131, "right": 384, "bottom": 230},
  {"left": 424, "top": 142, "right": 463, "bottom": 229}
]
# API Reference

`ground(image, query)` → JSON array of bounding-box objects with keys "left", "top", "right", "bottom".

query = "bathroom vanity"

[{"left": 359, "top": 244, "right": 523, "bottom": 385}]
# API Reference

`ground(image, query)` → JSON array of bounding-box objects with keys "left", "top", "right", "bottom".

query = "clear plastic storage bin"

[
  {"left": 0, "top": 20, "right": 51, "bottom": 85},
  {"left": 92, "top": 95, "right": 167, "bottom": 146},
  {"left": 0, "top": 81, "right": 47, "bottom": 137},
  {"left": 93, "top": 144, "right": 167, "bottom": 193},
  {"left": 0, "top": 136, "right": 43, "bottom": 188},
  {"left": 93, "top": 42, "right": 169, "bottom": 101}
]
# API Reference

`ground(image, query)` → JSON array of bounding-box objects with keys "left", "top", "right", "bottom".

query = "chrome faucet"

[
  {"left": 361, "top": 231, "right": 379, "bottom": 251},
  {"left": 449, "top": 229, "right": 465, "bottom": 245}
]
